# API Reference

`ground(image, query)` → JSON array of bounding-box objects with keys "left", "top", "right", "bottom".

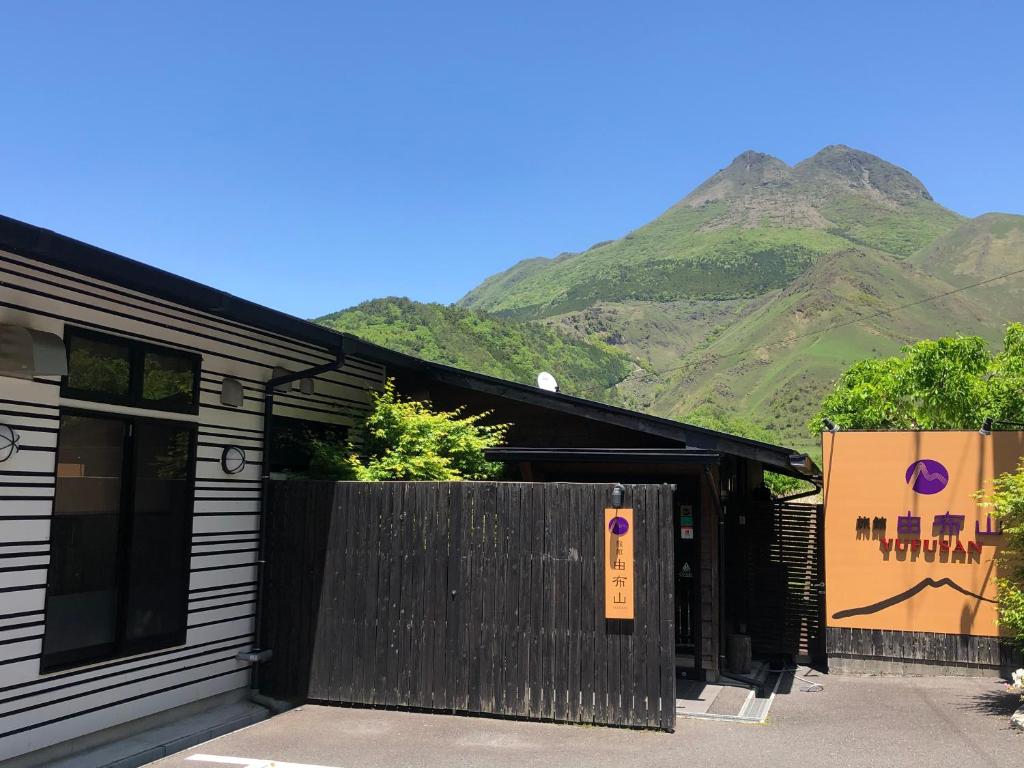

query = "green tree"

[
  {"left": 810, "top": 323, "right": 1024, "bottom": 433},
  {"left": 308, "top": 380, "right": 509, "bottom": 481},
  {"left": 812, "top": 323, "right": 1024, "bottom": 643},
  {"left": 977, "top": 464, "right": 1024, "bottom": 644}
]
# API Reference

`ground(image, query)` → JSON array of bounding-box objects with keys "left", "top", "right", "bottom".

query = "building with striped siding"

[
  {"left": 0, "top": 214, "right": 822, "bottom": 763},
  {"left": 0, "top": 215, "right": 391, "bottom": 765}
]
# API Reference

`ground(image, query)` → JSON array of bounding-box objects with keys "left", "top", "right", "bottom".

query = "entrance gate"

[
  {"left": 745, "top": 500, "right": 826, "bottom": 662},
  {"left": 259, "top": 481, "right": 676, "bottom": 730}
]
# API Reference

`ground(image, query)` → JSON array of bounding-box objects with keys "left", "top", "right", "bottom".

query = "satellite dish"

[{"left": 537, "top": 372, "right": 559, "bottom": 393}]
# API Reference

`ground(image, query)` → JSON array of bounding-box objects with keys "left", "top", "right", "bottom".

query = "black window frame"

[
  {"left": 41, "top": 407, "right": 198, "bottom": 673},
  {"left": 61, "top": 326, "right": 202, "bottom": 415},
  {"left": 269, "top": 415, "right": 350, "bottom": 475}
]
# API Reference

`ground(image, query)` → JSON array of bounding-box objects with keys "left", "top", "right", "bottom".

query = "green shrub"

[
  {"left": 977, "top": 463, "right": 1024, "bottom": 643},
  {"left": 810, "top": 323, "right": 1024, "bottom": 433},
  {"left": 308, "top": 380, "right": 509, "bottom": 481}
]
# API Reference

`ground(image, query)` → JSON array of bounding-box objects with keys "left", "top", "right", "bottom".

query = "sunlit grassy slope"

[{"left": 317, "top": 297, "right": 634, "bottom": 403}]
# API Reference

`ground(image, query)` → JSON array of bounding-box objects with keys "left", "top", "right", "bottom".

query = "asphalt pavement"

[{"left": 148, "top": 671, "right": 1022, "bottom": 768}]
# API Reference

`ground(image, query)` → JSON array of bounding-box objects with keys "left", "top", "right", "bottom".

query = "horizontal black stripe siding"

[
  {"left": 0, "top": 252, "right": 331, "bottom": 356},
  {"left": 0, "top": 250, "right": 384, "bottom": 763}
]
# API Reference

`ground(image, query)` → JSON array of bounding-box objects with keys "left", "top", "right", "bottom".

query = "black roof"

[{"left": 0, "top": 213, "right": 820, "bottom": 478}]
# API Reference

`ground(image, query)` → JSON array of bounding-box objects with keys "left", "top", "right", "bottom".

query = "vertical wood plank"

[
  {"left": 578, "top": 482, "right": 596, "bottom": 724},
  {"left": 443, "top": 482, "right": 463, "bottom": 712},
  {"left": 479, "top": 487, "right": 495, "bottom": 716},
  {"left": 659, "top": 483, "right": 676, "bottom": 731},
  {"left": 566, "top": 483, "right": 582, "bottom": 723},
  {"left": 372, "top": 484, "right": 394, "bottom": 706},
  {"left": 644, "top": 484, "right": 661, "bottom": 728},
  {"left": 354, "top": 483, "right": 378, "bottom": 704},
  {"left": 550, "top": 483, "right": 567, "bottom": 722},
  {"left": 592, "top": 483, "right": 609, "bottom": 725},
  {"left": 532, "top": 483, "right": 548, "bottom": 720}
]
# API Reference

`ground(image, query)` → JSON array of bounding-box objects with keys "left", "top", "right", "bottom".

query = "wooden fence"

[
  {"left": 259, "top": 481, "right": 676, "bottom": 730},
  {"left": 745, "top": 500, "right": 825, "bottom": 661}
]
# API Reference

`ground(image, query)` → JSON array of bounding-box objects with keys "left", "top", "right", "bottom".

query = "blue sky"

[{"left": 2, "top": 2, "right": 1022, "bottom": 318}]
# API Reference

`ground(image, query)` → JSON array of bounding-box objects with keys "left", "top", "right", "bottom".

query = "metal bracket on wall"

[{"left": 237, "top": 649, "right": 274, "bottom": 663}]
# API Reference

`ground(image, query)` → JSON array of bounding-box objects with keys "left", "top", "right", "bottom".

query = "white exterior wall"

[{"left": 0, "top": 248, "right": 384, "bottom": 761}]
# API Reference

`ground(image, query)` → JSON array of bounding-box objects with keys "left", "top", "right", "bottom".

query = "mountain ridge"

[
  {"left": 457, "top": 146, "right": 963, "bottom": 318},
  {"left": 320, "top": 145, "right": 1021, "bottom": 455}
]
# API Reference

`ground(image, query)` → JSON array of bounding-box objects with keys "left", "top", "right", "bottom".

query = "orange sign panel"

[
  {"left": 823, "top": 431, "right": 1023, "bottom": 637},
  {"left": 604, "top": 508, "right": 634, "bottom": 619}
]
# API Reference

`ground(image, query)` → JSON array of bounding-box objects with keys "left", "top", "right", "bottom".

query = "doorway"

[
  {"left": 42, "top": 410, "right": 197, "bottom": 670},
  {"left": 673, "top": 476, "right": 702, "bottom": 678}
]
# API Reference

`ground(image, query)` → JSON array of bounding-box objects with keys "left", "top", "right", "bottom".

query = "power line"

[{"left": 655, "top": 263, "right": 1024, "bottom": 377}]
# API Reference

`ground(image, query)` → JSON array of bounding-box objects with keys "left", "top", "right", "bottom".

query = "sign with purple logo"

[
  {"left": 608, "top": 516, "right": 629, "bottom": 535},
  {"left": 905, "top": 459, "right": 949, "bottom": 494}
]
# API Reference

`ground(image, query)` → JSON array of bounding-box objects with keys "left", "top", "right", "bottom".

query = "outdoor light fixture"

[
  {"left": 0, "top": 325, "right": 67, "bottom": 379},
  {"left": 299, "top": 377, "right": 315, "bottom": 395},
  {"left": 0, "top": 424, "right": 20, "bottom": 463},
  {"left": 220, "top": 377, "right": 244, "bottom": 407},
  {"left": 979, "top": 417, "right": 1024, "bottom": 436},
  {"left": 823, "top": 417, "right": 840, "bottom": 433},
  {"left": 271, "top": 367, "right": 294, "bottom": 393},
  {"left": 221, "top": 445, "right": 247, "bottom": 475},
  {"left": 789, "top": 453, "right": 814, "bottom": 473},
  {"left": 611, "top": 482, "right": 625, "bottom": 508}
]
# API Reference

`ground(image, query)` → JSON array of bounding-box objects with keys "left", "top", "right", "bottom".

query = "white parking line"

[{"left": 186, "top": 754, "right": 343, "bottom": 768}]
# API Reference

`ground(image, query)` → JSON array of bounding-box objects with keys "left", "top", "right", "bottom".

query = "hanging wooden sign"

[{"left": 604, "top": 507, "right": 635, "bottom": 619}]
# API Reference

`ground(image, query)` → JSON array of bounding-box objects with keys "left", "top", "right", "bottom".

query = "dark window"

[
  {"left": 45, "top": 414, "right": 126, "bottom": 662},
  {"left": 141, "top": 349, "right": 197, "bottom": 410},
  {"left": 65, "top": 334, "right": 131, "bottom": 400},
  {"left": 123, "top": 421, "right": 193, "bottom": 644},
  {"left": 62, "top": 328, "right": 199, "bottom": 414},
  {"left": 42, "top": 411, "right": 196, "bottom": 671},
  {"left": 270, "top": 416, "right": 348, "bottom": 474}
]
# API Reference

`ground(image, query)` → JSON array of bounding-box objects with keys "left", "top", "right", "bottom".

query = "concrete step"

[{"left": 45, "top": 698, "right": 270, "bottom": 768}]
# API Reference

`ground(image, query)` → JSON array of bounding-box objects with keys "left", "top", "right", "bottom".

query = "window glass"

[
  {"left": 123, "top": 421, "right": 193, "bottom": 643},
  {"left": 65, "top": 334, "right": 131, "bottom": 400},
  {"left": 62, "top": 328, "right": 200, "bottom": 413},
  {"left": 270, "top": 416, "right": 348, "bottom": 474},
  {"left": 44, "top": 414, "right": 125, "bottom": 659},
  {"left": 142, "top": 349, "right": 196, "bottom": 409},
  {"left": 44, "top": 413, "right": 196, "bottom": 669}
]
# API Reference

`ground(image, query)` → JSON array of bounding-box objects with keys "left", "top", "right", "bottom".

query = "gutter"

[{"left": 242, "top": 345, "right": 348, "bottom": 691}]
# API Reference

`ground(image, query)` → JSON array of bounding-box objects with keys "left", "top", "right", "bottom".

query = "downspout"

[
  {"left": 243, "top": 347, "right": 347, "bottom": 692},
  {"left": 702, "top": 464, "right": 726, "bottom": 682}
]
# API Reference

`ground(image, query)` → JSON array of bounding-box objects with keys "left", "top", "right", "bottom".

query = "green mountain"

[
  {"left": 908, "top": 212, "right": 1024, "bottom": 319},
  {"left": 319, "top": 146, "right": 1023, "bottom": 457},
  {"left": 316, "top": 297, "right": 634, "bottom": 403},
  {"left": 459, "top": 146, "right": 963, "bottom": 319}
]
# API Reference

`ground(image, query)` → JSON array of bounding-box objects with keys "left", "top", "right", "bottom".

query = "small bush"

[
  {"left": 978, "top": 462, "right": 1024, "bottom": 643},
  {"left": 308, "top": 380, "right": 509, "bottom": 481}
]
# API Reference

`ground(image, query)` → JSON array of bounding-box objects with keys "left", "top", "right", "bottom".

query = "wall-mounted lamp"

[
  {"left": 0, "top": 424, "right": 20, "bottom": 462},
  {"left": 823, "top": 417, "right": 840, "bottom": 433},
  {"left": 789, "top": 453, "right": 814, "bottom": 474},
  {"left": 299, "top": 378, "right": 315, "bottom": 395},
  {"left": 221, "top": 445, "right": 247, "bottom": 475},
  {"left": 611, "top": 483, "right": 625, "bottom": 509},
  {"left": 221, "top": 377, "right": 244, "bottom": 407},
  {"left": 979, "top": 416, "right": 1024, "bottom": 436},
  {"left": 271, "top": 367, "right": 294, "bottom": 393},
  {"left": 0, "top": 325, "right": 67, "bottom": 379}
]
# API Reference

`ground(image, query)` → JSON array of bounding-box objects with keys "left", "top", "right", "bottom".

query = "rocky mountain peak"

[
  {"left": 795, "top": 145, "right": 934, "bottom": 203},
  {"left": 682, "top": 150, "right": 791, "bottom": 207}
]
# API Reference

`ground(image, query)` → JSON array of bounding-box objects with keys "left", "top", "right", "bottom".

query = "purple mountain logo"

[{"left": 905, "top": 459, "right": 949, "bottom": 494}]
